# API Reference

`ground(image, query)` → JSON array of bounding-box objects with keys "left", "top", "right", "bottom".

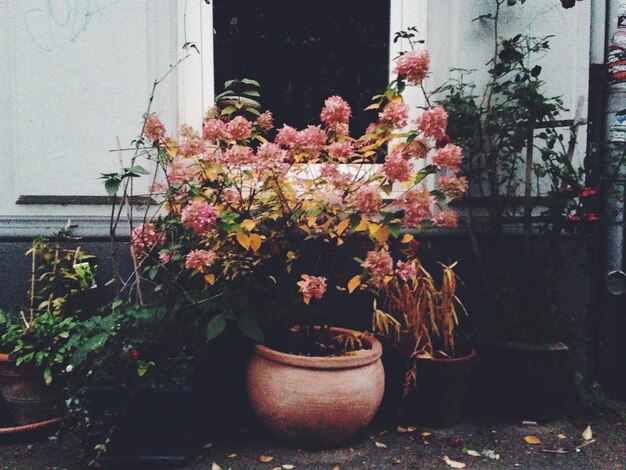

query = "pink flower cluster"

[
  {"left": 417, "top": 105, "right": 448, "bottom": 141},
  {"left": 431, "top": 144, "right": 463, "bottom": 172},
  {"left": 350, "top": 184, "right": 382, "bottom": 215},
  {"left": 275, "top": 125, "right": 299, "bottom": 148},
  {"left": 167, "top": 156, "right": 195, "bottom": 186},
  {"left": 320, "top": 162, "right": 352, "bottom": 187},
  {"left": 178, "top": 125, "right": 207, "bottom": 158},
  {"left": 431, "top": 210, "right": 459, "bottom": 228},
  {"left": 181, "top": 200, "right": 219, "bottom": 235},
  {"left": 394, "top": 49, "right": 431, "bottom": 85},
  {"left": 379, "top": 101, "right": 410, "bottom": 128},
  {"left": 131, "top": 223, "right": 166, "bottom": 260},
  {"left": 185, "top": 249, "right": 218, "bottom": 272},
  {"left": 382, "top": 151, "right": 412, "bottom": 182},
  {"left": 256, "top": 142, "right": 289, "bottom": 175},
  {"left": 144, "top": 115, "right": 166, "bottom": 143},
  {"left": 256, "top": 111, "right": 274, "bottom": 132},
  {"left": 297, "top": 125, "right": 327, "bottom": 158},
  {"left": 328, "top": 141, "right": 355, "bottom": 160},
  {"left": 438, "top": 176, "right": 468, "bottom": 200},
  {"left": 222, "top": 144, "right": 256, "bottom": 165},
  {"left": 396, "top": 259, "right": 418, "bottom": 282},
  {"left": 203, "top": 118, "right": 230, "bottom": 141},
  {"left": 299, "top": 275, "right": 328, "bottom": 300},
  {"left": 320, "top": 96, "right": 352, "bottom": 127},
  {"left": 398, "top": 187, "right": 433, "bottom": 227},
  {"left": 402, "top": 139, "right": 429, "bottom": 159},
  {"left": 226, "top": 116, "right": 252, "bottom": 141},
  {"left": 362, "top": 250, "right": 393, "bottom": 279}
]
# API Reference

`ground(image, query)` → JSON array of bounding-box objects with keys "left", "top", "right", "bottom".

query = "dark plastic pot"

[
  {"left": 406, "top": 348, "right": 477, "bottom": 426},
  {"left": 478, "top": 340, "right": 576, "bottom": 421},
  {"left": 0, "top": 353, "right": 61, "bottom": 426},
  {"left": 84, "top": 385, "right": 193, "bottom": 468}
]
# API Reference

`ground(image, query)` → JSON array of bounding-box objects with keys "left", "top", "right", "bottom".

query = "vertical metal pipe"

[{"left": 599, "top": 0, "right": 626, "bottom": 398}]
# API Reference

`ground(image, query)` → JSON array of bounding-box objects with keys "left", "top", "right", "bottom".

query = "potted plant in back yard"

[
  {"left": 0, "top": 225, "right": 96, "bottom": 429},
  {"left": 369, "top": 241, "right": 475, "bottom": 426},
  {"left": 94, "top": 38, "right": 466, "bottom": 447},
  {"left": 437, "top": 2, "right": 597, "bottom": 420}
]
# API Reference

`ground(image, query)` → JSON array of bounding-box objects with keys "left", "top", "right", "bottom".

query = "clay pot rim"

[
  {"left": 415, "top": 347, "right": 477, "bottom": 364},
  {"left": 482, "top": 339, "right": 573, "bottom": 352},
  {"left": 254, "top": 327, "right": 382, "bottom": 370},
  {"left": 0, "top": 353, "right": 12, "bottom": 363}
]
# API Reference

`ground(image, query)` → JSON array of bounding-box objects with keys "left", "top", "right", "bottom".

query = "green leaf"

[
  {"left": 221, "top": 105, "right": 237, "bottom": 115},
  {"left": 104, "top": 179, "right": 120, "bottom": 197},
  {"left": 206, "top": 314, "right": 227, "bottom": 342},
  {"left": 241, "top": 78, "right": 260, "bottom": 87},
  {"left": 43, "top": 367, "right": 52, "bottom": 385},
  {"left": 126, "top": 165, "right": 149, "bottom": 175},
  {"left": 241, "top": 90, "right": 260, "bottom": 98},
  {"left": 414, "top": 165, "right": 437, "bottom": 185},
  {"left": 236, "top": 312, "right": 264, "bottom": 343}
]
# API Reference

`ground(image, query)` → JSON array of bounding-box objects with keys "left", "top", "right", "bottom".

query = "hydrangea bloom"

[
  {"left": 178, "top": 124, "right": 206, "bottom": 158},
  {"left": 417, "top": 105, "right": 448, "bottom": 141},
  {"left": 382, "top": 150, "right": 413, "bottom": 182},
  {"left": 362, "top": 250, "right": 394, "bottom": 279},
  {"left": 226, "top": 116, "right": 253, "bottom": 141},
  {"left": 181, "top": 200, "right": 219, "bottom": 235},
  {"left": 394, "top": 49, "right": 431, "bottom": 85},
  {"left": 297, "top": 125, "right": 327, "bottom": 158},
  {"left": 320, "top": 96, "right": 352, "bottom": 127},
  {"left": 222, "top": 144, "right": 256, "bottom": 165},
  {"left": 402, "top": 139, "right": 429, "bottom": 159},
  {"left": 320, "top": 162, "right": 353, "bottom": 187},
  {"left": 350, "top": 184, "right": 382, "bottom": 215},
  {"left": 379, "top": 101, "right": 409, "bottom": 128},
  {"left": 398, "top": 187, "right": 433, "bottom": 227},
  {"left": 185, "top": 249, "right": 218, "bottom": 272},
  {"left": 315, "top": 186, "right": 344, "bottom": 207},
  {"left": 438, "top": 175, "right": 468, "bottom": 200},
  {"left": 256, "top": 111, "right": 274, "bottom": 132},
  {"left": 131, "top": 223, "right": 166, "bottom": 260},
  {"left": 256, "top": 142, "right": 289, "bottom": 175},
  {"left": 431, "top": 210, "right": 459, "bottom": 228},
  {"left": 221, "top": 188, "right": 239, "bottom": 205},
  {"left": 396, "top": 259, "right": 418, "bottom": 282},
  {"left": 203, "top": 118, "right": 230, "bottom": 141},
  {"left": 431, "top": 144, "right": 463, "bottom": 172},
  {"left": 143, "top": 114, "right": 166, "bottom": 143},
  {"left": 167, "top": 156, "right": 195, "bottom": 186},
  {"left": 328, "top": 141, "right": 355, "bottom": 160},
  {"left": 275, "top": 125, "right": 299, "bottom": 148},
  {"left": 299, "top": 275, "right": 327, "bottom": 300}
]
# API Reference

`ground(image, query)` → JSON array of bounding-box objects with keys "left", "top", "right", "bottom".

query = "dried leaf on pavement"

[
  {"left": 282, "top": 465, "right": 296, "bottom": 469},
  {"left": 259, "top": 455, "right": 274, "bottom": 463},
  {"left": 211, "top": 464, "right": 223, "bottom": 470},
  {"left": 375, "top": 441, "right": 388, "bottom": 449},
  {"left": 443, "top": 455, "right": 466, "bottom": 468},
  {"left": 582, "top": 425, "right": 593, "bottom": 441},
  {"left": 524, "top": 435, "right": 542, "bottom": 445},
  {"left": 557, "top": 434, "right": 567, "bottom": 440},
  {"left": 466, "top": 450, "right": 480, "bottom": 457}
]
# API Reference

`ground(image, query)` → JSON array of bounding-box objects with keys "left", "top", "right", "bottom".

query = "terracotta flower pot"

[
  {"left": 246, "top": 327, "right": 385, "bottom": 448},
  {"left": 406, "top": 348, "right": 477, "bottom": 426},
  {"left": 0, "top": 353, "right": 61, "bottom": 426}
]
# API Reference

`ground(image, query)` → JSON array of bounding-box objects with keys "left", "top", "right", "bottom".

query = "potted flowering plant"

[{"left": 96, "top": 41, "right": 465, "bottom": 447}]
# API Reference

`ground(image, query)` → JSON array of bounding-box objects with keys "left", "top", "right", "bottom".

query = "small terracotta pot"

[
  {"left": 246, "top": 327, "right": 385, "bottom": 448},
  {"left": 0, "top": 353, "right": 61, "bottom": 426},
  {"left": 406, "top": 349, "right": 477, "bottom": 426}
]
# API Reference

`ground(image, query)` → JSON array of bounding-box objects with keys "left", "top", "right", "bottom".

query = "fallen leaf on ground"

[
  {"left": 582, "top": 425, "right": 593, "bottom": 441},
  {"left": 379, "top": 430, "right": 388, "bottom": 436},
  {"left": 331, "top": 466, "right": 340, "bottom": 470},
  {"left": 447, "top": 436, "right": 462, "bottom": 447},
  {"left": 421, "top": 432, "right": 432, "bottom": 437},
  {"left": 443, "top": 455, "right": 466, "bottom": 468},
  {"left": 406, "top": 425, "right": 417, "bottom": 432},
  {"left": 393, "top": 458, "right": 402, "bottom": 464},
  {"left": 557, "top": 434, "right": 567, "bottom": 440},
  {"left": 282, "top": 465, "right": 296, "bottom": 469},
  {"left": 466, "top": 450, "right": 480, "bottom": 457},
  {"left": 203, "top": 442, "right": 214, "bottom": 449},
  {"left": 397, "top": 426, "right": 408, "bottom": 433},
  {"left": 259, "top": 455, "right": 274, "bottom": 463},
  {"left": 482, "top": 449, "right": 501, "bottom": 460},
  {"left": 522, "top": 420, "right": 538, "bottom": 426},
  {"left": 375, "top": 441, "right": 388, "bottom": 449},
  {"left": 211, "top": 464, "right": 223, "bottom": 470},
  {"left": 524, "top": 435, "right": 542, "bottom": 445},
  {"left": 227, "top": 453, "right": 237, "bottom": 458}
]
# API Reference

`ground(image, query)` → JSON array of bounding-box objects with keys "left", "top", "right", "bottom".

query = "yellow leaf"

[
  {"left": 524, "top": 435, "right": 542, "bottom": 445},
  {"left": 443, "top": 456, "right": 466, "bottom": 469},
  {"left": 240, "top": 219, "right": 256, "bottom": 231},
  {"left": 374, "top": 226, "right": 390, "bottom": 244},
  {"left": 354, "top": 218, "right": 369, "bottom": 232},
  {"left": 406, "top": 426, "right": 417, "bottom": 432},
  {"left": 374, "top": 441, "right": 387, "bottom": 449},
  {"left": 203, "top": 274, "right": 215, "bottom": 285},
  {"left": 235, "top": 232, "right": 250, "bottom": 250},
  {"left": 302, "top": 296, "right": 310, "bottom": 305},
  {"left": 336, "top": 218, "right": 350, "bottom": 236},
  {"left": 364, "top": 102, "right": 380, "bottom": 110},
  {"left": 259, "top": 455, "right": 274, "bottom": 463},
  {"left": 368, "top": 222, "right": 381, "bottom": 236},
  {"left": 401, "top": 233, "right": 414, "bottom": 243},
  {"left": 557, "top": 434, "right": 567, "bottom": 440},
  {"left": 582, "top": 425, "right": 593, "bottom": 441},
  {"left": 347, "top": 275, "right": 361, "bottom": 293},
  {"left": 282, "top": 466, "right": 295, "bottom": 469},
  {"left": 249, "top": 234, "right": 263, "bottom": 252},
  {"left": 421, "top": 432, "right": 432, "bottom": 437}
]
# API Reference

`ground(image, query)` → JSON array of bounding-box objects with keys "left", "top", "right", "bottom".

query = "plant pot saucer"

[{"left": 0, "top": 417, "right": 62, "bottom": 435}]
